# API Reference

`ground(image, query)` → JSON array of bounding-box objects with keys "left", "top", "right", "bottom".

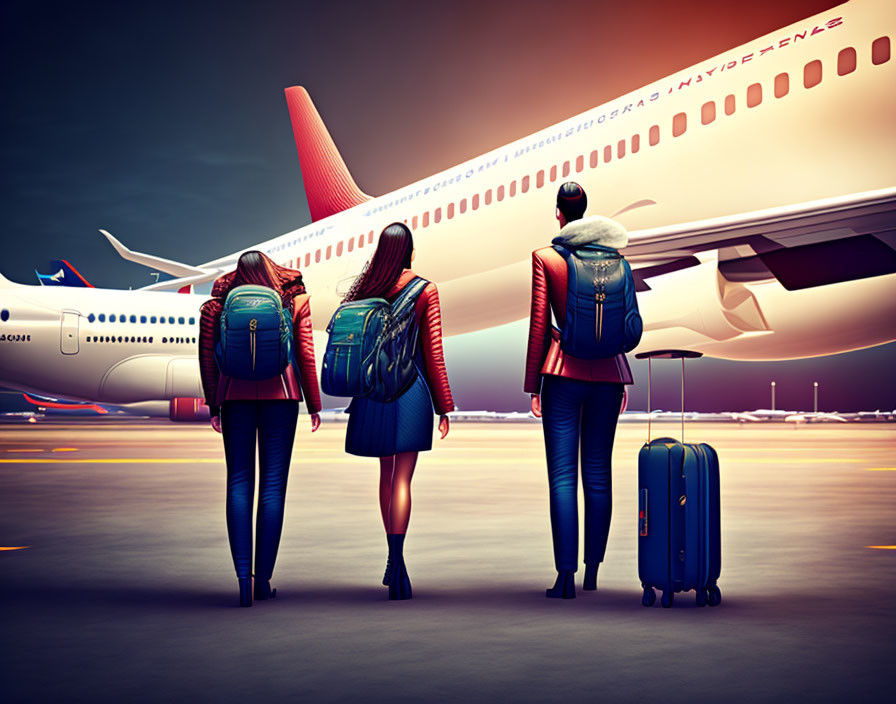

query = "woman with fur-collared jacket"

[
  {"left": 525, "top": 183, "right": 635, "bottom": 600},
  {"left": 342, "top": 222, "right": 453, "bottom": 601},
  {"left": 199, "top": 250, "right": 322, "bottom": 607}
]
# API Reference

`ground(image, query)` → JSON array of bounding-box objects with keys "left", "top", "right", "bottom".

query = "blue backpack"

[
  {"left": 322, "top": 277, "right": 428, "bottom": 403},
  {"left": 554, "top": 244, "right": 642, "bottom": 359},
  {"left": 214, "top": 285, "right": 294, "bottom": 381}
]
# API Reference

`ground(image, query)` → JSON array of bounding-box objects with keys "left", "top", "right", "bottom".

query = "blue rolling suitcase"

[{"left": 636, "top": 350, "right": 722, "bottom": 608}]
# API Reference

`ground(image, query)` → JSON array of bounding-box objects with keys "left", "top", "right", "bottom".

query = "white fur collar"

[{"left": 552, "top": 215, "right": 629, "bottom": 249}]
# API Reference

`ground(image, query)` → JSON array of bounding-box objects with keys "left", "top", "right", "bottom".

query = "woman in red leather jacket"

[
  {"left": 342, "top": 223, "right": 453, "bottom": 600},
  {"left": 525, "top": 183, "right": 634, "bottom": 599},
  {"left": 199, "top": 250, "right": 322, "bottom": 607}
]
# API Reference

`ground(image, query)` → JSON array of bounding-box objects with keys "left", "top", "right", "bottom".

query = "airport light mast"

[
  {"left": 814, "top": 382, "right": 819, "bottom": 414},
  {"left": 771, "top": 381, "right": 776, "bottom": 411}
]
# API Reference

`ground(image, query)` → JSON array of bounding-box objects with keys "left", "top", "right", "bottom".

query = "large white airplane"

[{"left": 1, "top": 0, "right": 894, "bottom": 417}]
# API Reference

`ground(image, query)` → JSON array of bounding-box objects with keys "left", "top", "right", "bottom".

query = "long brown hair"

[
  {"left": 344, "top": 223, "right": 414, "bottom": 301},
  {"left": 205, "top": 250, "right": 306, "bottom": 312}
]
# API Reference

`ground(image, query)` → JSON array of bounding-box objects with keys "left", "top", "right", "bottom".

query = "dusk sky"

[{"left": 1, "top": 0, "right": 893, "bottom": 411}]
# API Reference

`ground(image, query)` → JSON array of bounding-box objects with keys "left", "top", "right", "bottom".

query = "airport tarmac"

[{"left": 1, "top": 420, "right": 894, "bottom": 703}]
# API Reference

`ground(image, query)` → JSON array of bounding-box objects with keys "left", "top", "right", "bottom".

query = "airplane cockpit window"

[
  {"left": 747, "top": 83, "right": 762, "bottom": 108},
  {"left": 804, "top": 59, "right": 822, "bottom": 89},
  {"left": 872, "top": 36, "right": 890, "bottom": 65},
  {"left": 838, "top": 47, "right": 857, "bottom": 75},
  {"left": 672, "top": 112, "right": 687, "bottom": 137}
]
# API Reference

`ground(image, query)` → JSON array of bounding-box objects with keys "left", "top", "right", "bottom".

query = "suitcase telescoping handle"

[{"left": 635, "top": 349, "right": 703, "bottom": 443}]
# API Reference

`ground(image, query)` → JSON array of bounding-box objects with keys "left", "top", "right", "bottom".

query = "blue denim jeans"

[
  {"left": 221, "top": 400, "right": 299, "bottom": 580},
  {"left": 541, "top": 376, "right": 624, "bottom": 572}
]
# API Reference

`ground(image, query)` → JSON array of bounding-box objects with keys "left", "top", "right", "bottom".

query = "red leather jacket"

[
  {"left": 524, "top": 246, "right": 633, "bottom": 394},
  {"left": 387, "top": 269, "right": 454, "bottom": 416},
  {"left": 199, "top": 292, "right": 322, "bottom": 416}
]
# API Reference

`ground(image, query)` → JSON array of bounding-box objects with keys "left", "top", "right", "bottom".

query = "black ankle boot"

[
  {"left": 238, "top": 578, "right": 252, "bottom": 607},
  {"left": 254, "top": 576, "right": 277, "bottom": 600},
  {"left": 386, "top": 534, "right": 412, "bottom": 600},
  {"left": 383, "top": 534, "right": 393, "bottom": 586},
  {"left": 546, "top": 571, "right": 575, "bottom": 599},
  {"left": 583, "top": 563, "right": 599, "bottom": 591}
]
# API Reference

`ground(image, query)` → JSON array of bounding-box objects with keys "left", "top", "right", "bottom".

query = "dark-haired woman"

[
  {"left": 343, "top": 223, "right": 453, "bottom": 600},
  {"left": 199, "top": 251, "right": 322, "bottom": 607}
]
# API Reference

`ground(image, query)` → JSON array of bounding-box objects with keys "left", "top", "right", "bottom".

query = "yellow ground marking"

[
  {"left": 51, "top": 447, "right": 78, "bottom": 452},
  {"left": 866, "top": 546, "right": 896, "bottom": 550},
  {"left": 5, "top": 449, "right": 45, "bottom": 452},
  {"left": 867, "top": 468, "right": 896, "bottom": 471},
  {"left": 0, "top": 546, "right": 31, "bottom": 551}
]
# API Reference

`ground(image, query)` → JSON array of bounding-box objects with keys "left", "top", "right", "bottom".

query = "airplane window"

[
  {"left": 497, "top": 185, "right": 505, "bottom": 202},
  {"left": 336, "top": 241, "right": 343, "bottom": 257},
  {"left": 562, "top": 161, "right": 570, "bottom": 177},
  {"left": 603, "top": 145, "right": 612, "bottom": 162},
  {"left": 189, "top": 317, "right": 195, "bottom": 325},
  {"left": 509, "top": 181, "right": 517, "bottom": 197},
  {"left": 459, "top": 199, "right": 467, "bottom": 214},
  {"left": 130, "top": 315, "right": 136, "bottom": 323},
  {"left": 521, "top": 175, "right": 530, "bottom": 193},
  {"left": 110, "top": 314, "right": 116, "bottom": 322},
  {"left": 140, "top": 315, "right": 147, "bottom": 323},
  {"left": 617, "top": 140, "right": 626, "bottom": 158},
  {"left": 326, "top": 245, "right": 332, "bottom": 260},
  {"left": 747, "top": 83, "right": 762, "bottom": 107},
  {"left": 484, "top": 189, "right": 492, "bottom": 205},
  {"left": 88, "top": 313, "right": 95, "bottom": 322},
  {"left": 536, "top": 171, "right": 544, "bottom": 189},
  {"left": 368, "top": 231, "right": 374, "bottom": 243},
  {"left": 118, "top": 336, "right": 122, "bottom": 343},
  {"left": 434, "top": 207, "right": 442, "bottom": 223},
  {"left": 590, "top": 150, "right": 598, "bottom": 168},
  {"left": 672, "top": 112, "right": 687, "bottom": 136},
  {"left": 549, "top": 165, "right": 557, "bottom": 182},
  {"left": 121, "top": 313, "right": 126, "bottom": 321},
  {"left": 168, "top": 316, "right": 175, "bottom": 324},
  {"left": 649, "top": 125, "right": 660, "bottom": 145},
  {"left": 838, "top": 47, "right": 856, "bottom": 75},
  {"left": 149, "top": 337, "right": 153, "bottom": 343},
  {"left": 150, "top": 316, "right": 157, "bottom": 323},
  {"left": 724, "top": 95, "right": 736, "bottom": 115},
  {"left": 315, "top": 249, "right": 321, "bottom": 262},
  {"left": 447, "top": 202, "right": 455, "bottom": 219},
  {"left": 872, "top": 36, "right": 890, "bottom": 65},
  {"left": 305, "top": 253, "right": 311, "bottom": 266},
  {"left": 775, "top": 73, "right": 789, "bottom": 98},
  {"left": 178, "top": 317, "right": 185, "bottom": 325},
  {"left": 472, "top": 194, "right": 479, "bottom": 210},
  {"left": 420, "top": 212, "right": 428, "bottom": 228},
  {"left": 804, "top": 60, "right": 822, "bottom": 88},
  {"left": 575, "top": 155, "right": 584, "bottom": 172},
  {"left": 412, "top": 215, "right": 419, "bottom": 228},
  {"left": 701, "top": 102, "right": 716, "bottom": 124},
  {"left": 631, "top": 135, "right": 640, "bottom": 154}
]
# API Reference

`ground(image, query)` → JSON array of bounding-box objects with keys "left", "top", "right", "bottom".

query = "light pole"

[
  {"left": 771, "top": 381, "right": 776, "bottom": 411},
  {"left": 813, "top": 381, "right": 819, "bottom": 414}
]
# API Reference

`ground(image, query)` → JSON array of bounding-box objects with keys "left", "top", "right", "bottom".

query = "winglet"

[
  {"left": 100, "top": 229, "right": 208, "bottom": 278},
  {"left": 284, "top": 86, "right": 371, "bottom": 221}
]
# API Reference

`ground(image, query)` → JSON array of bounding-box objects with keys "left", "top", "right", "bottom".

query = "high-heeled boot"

[
  {"left": 386, "top": 534, "right": 412, "bottom": 600},
  {"left": 545, "top": 571, "right": 575, "bottom": 599},
  {"left": 583, "top": 563, "right": 599, "bottom": 591},
  {"left": 238, "top": 577, "right": 252, "bottom": 607},
  {"left": 382, "top": 534, "right": 393, "bottom": 586},
  {"left": 254, "top": 576, "right": 277, "bottom": 600}
]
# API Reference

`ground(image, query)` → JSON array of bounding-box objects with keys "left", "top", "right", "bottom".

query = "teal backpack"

[
  {"left": 214, "top": 285, "right": 294, "bottom": 381},
  {"left": 322, "top": 277, "right": 428, "bottom": 402}
]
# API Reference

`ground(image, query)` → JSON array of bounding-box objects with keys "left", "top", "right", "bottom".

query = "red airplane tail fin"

[{"left": 284, "top": 86, "right": 371, "bottom": 222}]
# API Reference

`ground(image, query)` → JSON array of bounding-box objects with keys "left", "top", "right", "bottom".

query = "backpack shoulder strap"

[{"left": 391, "top": 276, "right": 429, "bottom": 314}]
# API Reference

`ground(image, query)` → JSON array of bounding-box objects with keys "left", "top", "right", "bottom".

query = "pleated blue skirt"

[{"left": 345, "top": 371, "right": 435, "bottom": 457}]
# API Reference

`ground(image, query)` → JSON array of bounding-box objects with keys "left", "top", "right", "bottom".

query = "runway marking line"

[
  {"left": 51, "top": 447, "right": 78, "bottom": 452},
  {"left": 867, "top": 468, "right": 896, "bottom": 471},
  {"left": 0, "top": 546, "right": 31, "bottom": 551},
  {"left": 4, "top": 449, "right": 44, "bottom": 452},
  {"left": 866, "top": 546, "right": 896, "bottom": 550}
]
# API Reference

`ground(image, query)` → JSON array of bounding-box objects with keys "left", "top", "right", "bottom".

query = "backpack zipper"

[{"left": 249, "top": 318, "right": 258, "bottom": 371}]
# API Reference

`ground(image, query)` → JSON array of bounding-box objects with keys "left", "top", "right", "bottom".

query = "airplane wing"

[{"left": 624, "top": 187, "right": 896, "bottom": 291}]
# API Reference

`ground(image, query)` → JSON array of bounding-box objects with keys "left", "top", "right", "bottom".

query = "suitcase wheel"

[
  {"left": 661, "top": 591, "right": 674, "bottom": 608},
  {"left": 707, "top": 585, "right": 722, "bottom": 607},
  {"left": 696, "top": 588, "right": 708, "bottom": 607},
  {"left": 641, "top": 587, "right": 656, "bottom": 607}
]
